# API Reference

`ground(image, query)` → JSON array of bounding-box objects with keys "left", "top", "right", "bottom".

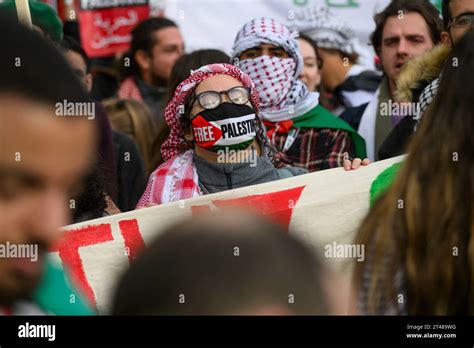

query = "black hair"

[
  {"left": 0, "top": 15, "right": 91, "bottom": 105},
  {"left": 371, "top": 0, "right": 444, "bottom": 56},
  {"left": 72, "top": 158, "right": 109, "bottom": 223},
  {"left": 112, "top": 212, "right": 328, "bottom": 315},
  {"left": 120, "top": 17, "right": 178, "bottom": 79},
  {"left": 442, "top": 0, "right": 452, "bottom": 29},
  {"left": 60, "top": 35, "right": 90, "bottom": 73}
]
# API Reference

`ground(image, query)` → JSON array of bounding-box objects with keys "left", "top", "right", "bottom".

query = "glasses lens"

[
  {"left": 198, "top": 92, "right": 221, "bottom": 109},
  {"left": 228, "top": 87, "right": 250, "bottom": 105},
  {"left": 454, "top": 14, "right": 474, "bottom": 27}
]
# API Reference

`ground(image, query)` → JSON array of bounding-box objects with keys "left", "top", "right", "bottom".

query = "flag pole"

[{"left": 15, "top": 0, "right": 32, "bottom": 28}]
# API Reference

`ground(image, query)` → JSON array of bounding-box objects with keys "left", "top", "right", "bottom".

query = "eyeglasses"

[
  {"left": 449, "top": 12, "right": 474, "bottom": 28},
  {"left": 189, "top": 86, "right": 251, "bottom": 110}
]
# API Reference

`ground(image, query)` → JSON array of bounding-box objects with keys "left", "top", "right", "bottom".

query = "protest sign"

[
  {"left": 78, "top": 0, "right": 149, "bottom": 57},
  {"left": 55, "top": 156, "right": 403, "bottom": 313}
]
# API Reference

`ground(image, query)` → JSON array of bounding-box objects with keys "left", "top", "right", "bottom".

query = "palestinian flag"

[{"left": 192, "top": 113, "right": 257, "bottom": 151}]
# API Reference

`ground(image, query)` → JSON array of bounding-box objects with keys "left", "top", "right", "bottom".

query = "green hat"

[{"left": 0, "top": 0, "right": 63, "bottom": 42}]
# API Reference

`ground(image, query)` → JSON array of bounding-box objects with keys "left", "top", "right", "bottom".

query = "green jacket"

[
  {"left": 33, "top": 256, "right": 95, "bottom": 315},
  {"left": 291, "top": 104, "right": 367, "bottom": 159}
]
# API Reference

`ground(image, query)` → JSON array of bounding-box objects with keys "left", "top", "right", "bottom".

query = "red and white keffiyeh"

[
  {"left": 232, "top": 17, "right": 319, "bottom": 122},
  {"left": 239, "top": 56, "right": 297, "bottom": 110},
  {"left": 136, "top": 63, "right": 260, "bottom": 207}
]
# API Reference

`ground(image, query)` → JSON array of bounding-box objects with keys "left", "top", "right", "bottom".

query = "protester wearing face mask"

[
  {"left": 231, "top": 18, "right": 368, "bottom": 172},
  {"left": 136, "top": 63, "right": 307, "bottom": 206}
]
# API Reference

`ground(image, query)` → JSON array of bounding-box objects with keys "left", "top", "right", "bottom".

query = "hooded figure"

[
  {"left": 136, "top": 63, "right": 306, "bottom": 207},
  {"left": 231, "top": 17, "right": 366, "bottom": 172}
]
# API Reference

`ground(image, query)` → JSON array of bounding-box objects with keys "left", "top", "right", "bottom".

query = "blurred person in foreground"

[
  {"left": 113, "top": 211, "right": 349, "bottom": 315},
  {"left": 354, "top": 30, "right": 474, "bottom": 315},
  {"left": 0, "top": 17, "right": 94, "bottom": 314}
]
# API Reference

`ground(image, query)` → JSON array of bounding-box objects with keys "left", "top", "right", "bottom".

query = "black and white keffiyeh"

[
  {"left": 414, "top": 76, "right": 440, "bottom": 131},
  {"left": 290, "top": 6, "right": 375, "bottom": 70}
]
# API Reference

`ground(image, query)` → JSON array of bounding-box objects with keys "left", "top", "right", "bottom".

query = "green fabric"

[
  {"left": 291, "top": 104, "right": 367, "bottom": 159},
  {"left": 369, "top": 162, "right": 402, "bottom": 206},
  {"left": 0, "top": 0, "right": 63, "bottom": 42},
  {"left": 33, "top": 256, "right": 95, "bottom": 315}
]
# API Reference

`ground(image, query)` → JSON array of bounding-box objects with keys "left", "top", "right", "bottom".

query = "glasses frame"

[
  {"left": 448, "top": 12, "right": 474, "bottom": 29},
  {"left": 188, "top": 86, "right": 251, "bottom": 112}
]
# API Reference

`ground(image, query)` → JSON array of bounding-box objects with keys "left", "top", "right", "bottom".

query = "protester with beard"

[
  {"left": 0, "top": 17, "right": 94, "bottom": 314},
  {"left": 118, "top": 17, "right": 185, "bottom": 129}
]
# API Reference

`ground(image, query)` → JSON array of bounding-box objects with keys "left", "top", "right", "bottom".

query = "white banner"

[
  {"left": 54, "top": 155, "right": 403, "bottom": 313},
  {"left": 164, "top": 0, "right": 392, "bottom": 57}
]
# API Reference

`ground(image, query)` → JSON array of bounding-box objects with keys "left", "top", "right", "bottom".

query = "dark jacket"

[
  {"left": 113, "top": 131, "right": 147, "bottom": 212},
  {"left": 378, "top": 45, "right": 450, "bottom": 160}
]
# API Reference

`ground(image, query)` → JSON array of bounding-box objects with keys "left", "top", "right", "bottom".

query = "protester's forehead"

[
  {"left": 252, "top": 43, "right": 284, "bottom": 50},
  {"left": 298, "top": 39, "right": 316, "bottom": 58},
  {"left": 382, "top": 12, "right": 431, "bottom": 38},
  {"left": 0, "top": 94, "right": 95, "bottom": 178},
  {"left": 450, "top": 0, "right": 474, "bottom": 16},
  {"left": 194, "top": 74, "right": 243, "bottom": 94},
  {"left": 0, "top": 94, "right": 94, "bottom": 128},
  {"left": 153, "top": 26, "right": 182, "bottom": 46}
]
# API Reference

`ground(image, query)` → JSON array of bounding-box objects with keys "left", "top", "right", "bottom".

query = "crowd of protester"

[{"left": 1, "top": 0, "right": 473, "bottom": 316}]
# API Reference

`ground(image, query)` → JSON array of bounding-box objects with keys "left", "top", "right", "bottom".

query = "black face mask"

[{"left": 190, "top": 103, "right": 257, "bottom": 151}]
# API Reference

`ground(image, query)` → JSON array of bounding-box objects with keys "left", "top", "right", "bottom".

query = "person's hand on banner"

[{"left": 343, "top": 152, "right": 371, "bottom": 171}]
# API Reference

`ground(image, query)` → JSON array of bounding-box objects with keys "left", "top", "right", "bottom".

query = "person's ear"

[
  {"left": 134, "top": 49, "right": 151, "bottom": 71},
  {"left": 441, "top": 31, "right": 453, "bottom": 48},
  {"left": 85, "top": 73, "right": 93, "bottom": 93}
]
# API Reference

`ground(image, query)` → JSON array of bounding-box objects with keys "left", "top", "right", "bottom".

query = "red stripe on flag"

[
  {"left": 211, "top": 186, "right": 306, "bottom": 231},
  {"left": 118, "top": 219, "right": 146, "bottom": 262},
  {"left": 50, "top": 224, "right": 114, "bottom": 307}
]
